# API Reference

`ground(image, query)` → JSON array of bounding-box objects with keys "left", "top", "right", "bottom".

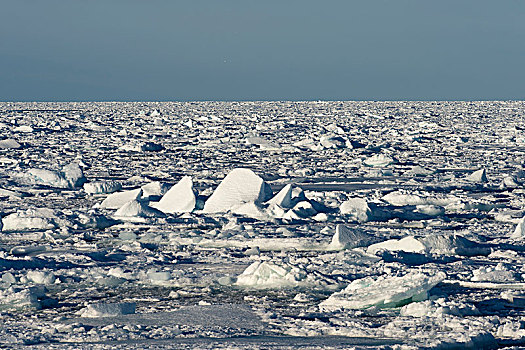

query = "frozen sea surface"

[{"left": 2, "top": 101, "right": 525, "bottom": 349}]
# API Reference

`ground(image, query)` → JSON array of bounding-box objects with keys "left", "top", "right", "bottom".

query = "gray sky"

[{"left": 1, "top": 0, "right": 524, "bottom": 101}]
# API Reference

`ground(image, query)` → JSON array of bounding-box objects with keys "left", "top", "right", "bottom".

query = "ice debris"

[
  {"left": 339, "top": 198, "right": 371, "bottom": 222},
  {"left": 0, "top": 138, "right": 21, "bottom": 149},
  {"left": 320, "top": 271, "right": 446, "bottom": 310},
  {"left": 114, "top": 200, "right": 165, "bottom": 218}
]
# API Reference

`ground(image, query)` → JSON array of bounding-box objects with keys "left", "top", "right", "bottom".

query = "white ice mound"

[
  {"left": 152, "top": 176, "right": 196, "bottom": 213},
  {"left": 367, "top": 236, "right": 426, "bottom": 255},
  {"left": 23, "top": 163, "right": 86, "bottom": 189},
  {"left": 329, "top": 224, "right": 375, "bottom": 250},
  {"left": 363, "top": 154, "right": 394, "bottom": 167},
  {"left": 367, "top": 234, "right": 489, "bottom": 256},
  {"left": 114, "top": 200, "right": 165, "bottom": 218},
  {"left": 100, "top": 188, "right": 142, "bottom": 209},
  {"left": 2, "top": 208, "right": 56, "bottom": 232},
  {"left": 0, "top": 287, "right": 45, "bottom": 310},
  {"left": 466, "top": 169, "right": 488, "bottom": 183},
  {"left": 319, "top": 271, "right": 445, "bottom": 311},
  {"left": 400, "top": 298, "right": 479, "bottom": 317},
  {"left": 84, "top": 181, "right": 122, "bottom": 194},
  {"left": 140, "top": 181, "right": 170, "bottom": 200},
  {"left": 80, "top": 302, "right": 136, "bottom": 318},
  {"left": 235, "top": 261, "right": 308, "bottom": 289},
  {"left": 339, "top": 198, "right": 371, "bottom": 222},
  {"left": 266, "top": 184, "right": 293, "bottom": 209},
  {"left": 382, "top": 190, "right": 458, "bottom": 207},
  {"left": 0, "top": 138, "right": 21, "bottom": 149},
  {"left": 203, "top": 168, "right": 273, "bottom": 213}
]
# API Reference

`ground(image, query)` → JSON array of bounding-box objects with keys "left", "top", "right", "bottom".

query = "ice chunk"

[
  {"left": 114, "top": 200, "right": 165, "bottom": 218},
  {"left": 203, "top": 168, "right": 273, "bottom": 213},
  {"left": 329, "top": 224, "right": 375, "bottom": 250},
  {"left": 151, "top": 176, "right": 196, "bottom": 213},
  {"left": 80, "top": 302, "right": 136, "bottom": 317},
  {"left": 84, "top": 181, "right": 122, "bottom": 194},
  {"left": 0, "top": 287, "right": 44, "bottom": 310},
  {"left": 266, "top": 184, "right": 293, "bottom": 208},
  {"left": 367, "top": 236, "right": 426, "bottom": 255},
  {"left": 471, "top": 263, "right": 517, "bottom": 283},
  {"left": 400, "top": 298, "right": 479, "bottom": 317},
  {"left": 339, "top": 198, "right": 371, "bottom": 222},
  {"left": 511, "top": 216, "right": 525, "bottom": 239},
  {"left": 420, "top": 234, "right": 490, "bottom": 256},
  {"left": 363, "top": 154, "right": 394, "bottom": 167},
  {"left": 320, "top": 271, "right": 445, "bottom": 310},
  {"left": 2, "top": 208, "right": 56, "bottom": 232},
  {"left": 235, "top": 261, "right": 308, "bottom": 289},
  {"left": 26, "top": 270, "right": 56, "bottom": 285},
  {"left": 13, "top": 125, "right": 33, "bottom": 133},
  {"left": 0, "top": 138, "right": 21, "bottom": 149},
  {"left": 100, "top": 188, "right": 142, "bottom": 209},
  {"left": 140, "top": 181, "right": 170, "bottom": 200},
  {"left": 466, "top": 169, "right": 488, "bottom": 183},
  {"left": 23, "top": 163, "right": 86, "bottom": 189}
]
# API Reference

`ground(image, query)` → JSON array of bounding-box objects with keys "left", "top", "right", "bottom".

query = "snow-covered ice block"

[
  {"left": 2, "top": 208, "right": 56, "bottom": 232},
  {"left": 266, "top": 184, "right": 293, "bottom": 209},
  {"left": 114, "top": 200, "right": 165, "bottom": 218},
  {"left": 80, "top": 302, "right": 136, "bottom": 317},
  {"left": 363, "top": 154, "right": 394, "bottom": 167},
  {"left": 511, "top": 216, "right": 525, "bottom": 239},
  {"left": 466, "top": 169, "right": 488, "bottom": 183},
  {"left": 320, "top": 271, "right": 445, "bottom": 310},
  {"left": 84, "top": 181, "right": 122, "bottom": 194},
  {"left": 140, "top": 181, "right": 170, "bottom": 200},
  {"left": 400, "top": 299, "right": 479, "bottom": 317},
  {"left": 339, "top": 198, "right": 371, "bottom": 222},
  {"left": 100, "top": 188, "right": 142, "bottom": 209},
  {"left": 421, "top": 234, "right": 490, "bottom": 256},
  {"left": 23, "top": 162, "right": 86, "bottom": 189},
  {"left": 329, "top": 224, "right": 375, "bottom": 250},
  {"left": 0, "top": 138, "right": 21, "bottom": 149},
  {"left": 367, "top": 236, "right": 426, "bottom": 255},
  {"left": 26, "top": 270, "right": 56, "bottom": 285},
  {"left": 235, "top": 261, "right": 308, "bottom": 289},
  {"left": 0, "top": 286, "right": 46, "bottom": 310},
  {"left": 203, "top": 168, "right": 273, "bottom": 213},
  {"left": 151, "top": 176, "right": 196, "bottom": 213},
  {"left": 471, "top": 264, "right": 517, "bottom": 283}
]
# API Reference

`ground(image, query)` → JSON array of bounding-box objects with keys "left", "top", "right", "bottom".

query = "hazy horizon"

[{"left": 2, "top": 1, "right": 524, "bottom": 101}]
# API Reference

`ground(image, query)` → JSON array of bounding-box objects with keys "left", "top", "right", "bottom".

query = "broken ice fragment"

[
  {"left": 339, "top": 198, "right": 371, "bottom": 223},
  {"left": 151, "top": 176, "right": 196, "bottom": 213},
  {"left": 84, "top": 181, "right": 122, "bottom": 194},
  {"left": 0, "top": 138, "right": 21, "bottom": 149},
  {"left": 466, "top": 169, "right": 488, "bottom": 183},
  {"left": 363, "top": 154, "right": 394, "bottom": 167},
  {"left": 319, "top": 271, "right": 445, "bottom": 310},
  {"left": 328, "top": 224, "right": 375, "bottom": 250},
  {"left": 114, "top": 200, "right": 165, "bottom": 218},
  {"left": 80, "top": 302, "right": 136, "bottom": 317},
  {"left": 100, "top": 188, "right": 142, "bottom": 209}
]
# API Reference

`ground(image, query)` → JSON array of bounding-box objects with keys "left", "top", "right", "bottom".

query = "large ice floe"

[{"left": 320, "top": 271, "right": 446, "bottom": 311}]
